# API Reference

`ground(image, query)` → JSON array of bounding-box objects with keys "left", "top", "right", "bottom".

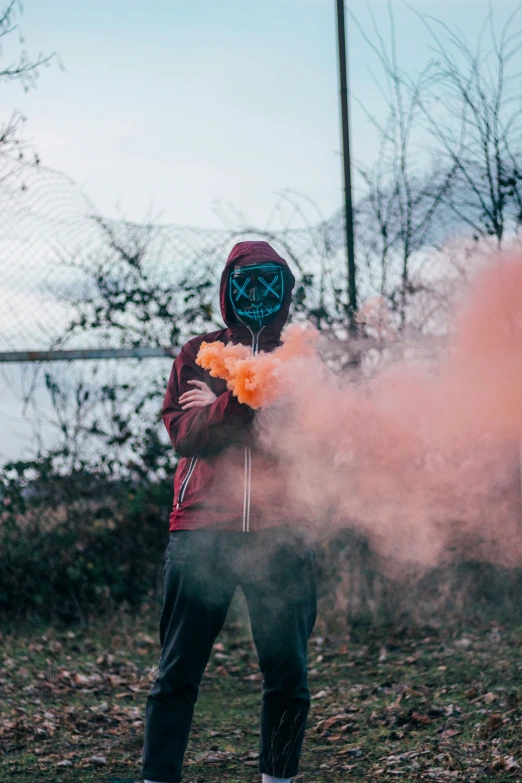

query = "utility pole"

[{"left": 335, "top": 0, "right": 357, "bottom": 327}]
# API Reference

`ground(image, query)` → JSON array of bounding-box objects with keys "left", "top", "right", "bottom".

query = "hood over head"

[{"left": 219, "top": 241, "right": 295, "bottom": 345}]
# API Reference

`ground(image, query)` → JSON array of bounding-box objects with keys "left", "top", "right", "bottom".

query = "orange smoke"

[
  {"left": 197, "top": 253, "right": 522, "bottom": 571},
  {"left": 196, "top": 323, "right": 319, "bottom": 408},
  {"left": 444, "top": 253, "right": 522, "bottom": 439}
]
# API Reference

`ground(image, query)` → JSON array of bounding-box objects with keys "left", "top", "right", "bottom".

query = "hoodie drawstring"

[{"left": 242, "top": 327, "right": 264, "bottom": 531}]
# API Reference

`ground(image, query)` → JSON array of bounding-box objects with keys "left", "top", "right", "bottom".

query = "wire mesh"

[{"left": 0, "top": 166, "right": 342, "bottom": 355}]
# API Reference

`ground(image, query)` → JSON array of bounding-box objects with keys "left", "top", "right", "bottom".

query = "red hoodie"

[{"left": 162, "top": 240, "right": 305, "bottom": 532}]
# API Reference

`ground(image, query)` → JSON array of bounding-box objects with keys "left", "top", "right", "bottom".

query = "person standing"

[{"left": 141, "top": 240, "right": 317, "bottom": 783}]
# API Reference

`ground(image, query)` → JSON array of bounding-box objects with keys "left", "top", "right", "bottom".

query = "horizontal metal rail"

[{"left": 0, "top": 347, "right": 177, "bottom": 363}]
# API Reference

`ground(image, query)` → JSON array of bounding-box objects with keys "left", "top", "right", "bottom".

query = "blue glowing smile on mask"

[{"left": 229, "top": 263, "right": 285, "bottom": 329}]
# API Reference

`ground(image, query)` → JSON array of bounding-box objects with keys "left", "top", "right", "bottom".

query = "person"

[{"left": 141, "top": 240, "right": 317, "bottom": 783}]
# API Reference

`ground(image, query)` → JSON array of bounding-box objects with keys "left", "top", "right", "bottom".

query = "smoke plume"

[
  {"left": 197, "top": 253, "right": 522, "bottom": 571},
  {"left": 196, "top": 323, "right": 319, "bottom": 408}
]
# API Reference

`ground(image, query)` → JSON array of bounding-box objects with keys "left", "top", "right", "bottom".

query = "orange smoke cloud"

[
  {"left": 197, "top": 254, "right": 522, "bottom": 571},
  {"left": 444, "top": 253, "right": 522, "bottom": 439},
  {"left": 196, "top": 323, "right": 319, "bottom": 408}
]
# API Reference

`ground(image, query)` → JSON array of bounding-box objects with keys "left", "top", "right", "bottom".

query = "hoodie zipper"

[
  {"left": 242, "top": 326, "right": 264, "bottom": 531},
  {"left": 175, "top": 456, "right": 198, "bottom": 509}
]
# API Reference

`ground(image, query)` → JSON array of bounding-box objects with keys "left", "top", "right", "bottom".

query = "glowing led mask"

[{"left": 229, "top": 263, "right": 285, "bottom": 330}]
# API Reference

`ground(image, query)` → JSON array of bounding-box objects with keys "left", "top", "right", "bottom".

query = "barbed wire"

[{"left": 0, "top": 166, "right": 344, "bottom": 355}]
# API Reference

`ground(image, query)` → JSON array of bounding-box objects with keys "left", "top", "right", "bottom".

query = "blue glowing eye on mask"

[{"left": 229, "top": 263, "right": 285, "bottom": 330}]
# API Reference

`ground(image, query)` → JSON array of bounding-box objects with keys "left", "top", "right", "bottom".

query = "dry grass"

[{"left": 1, "top": 603, "right": 521, "bottom": 782}]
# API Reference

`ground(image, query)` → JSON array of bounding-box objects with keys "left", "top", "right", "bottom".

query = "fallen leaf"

[{"left": 312, "top": 689, "right": 329, "bottom": 700}]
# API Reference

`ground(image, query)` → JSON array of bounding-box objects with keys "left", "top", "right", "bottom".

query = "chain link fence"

[
  {"left": 1, "top": 165, "right": 520, "bottom": 627},
  {"left": 0, "top": 166, "right": 346, "bottom": 357}
]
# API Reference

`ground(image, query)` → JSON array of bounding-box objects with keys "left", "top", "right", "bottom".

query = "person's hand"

[{"left": 179, "top": 380, "right": 218, "bottom": 410}]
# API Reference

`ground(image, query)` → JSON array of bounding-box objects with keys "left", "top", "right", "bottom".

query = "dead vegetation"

[{"left": 0, "top": 606, "right": 520, "bottom": 782}]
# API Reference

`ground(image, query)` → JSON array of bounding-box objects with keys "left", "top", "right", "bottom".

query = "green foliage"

[
  {"left": 3, "top": 464, "right": 521, "bottom": 626},
  {"left": 0, "top": 460, "right": 172, "bottom": 621}
]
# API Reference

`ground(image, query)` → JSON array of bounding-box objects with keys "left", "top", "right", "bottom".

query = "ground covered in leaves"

[{"left": 1, "top": 611, "right": 521, "bottom": 783}]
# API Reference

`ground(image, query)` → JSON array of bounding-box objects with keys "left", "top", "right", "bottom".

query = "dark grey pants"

[{"left": 141, "top": 527, "right": 317, "bottom": 782}]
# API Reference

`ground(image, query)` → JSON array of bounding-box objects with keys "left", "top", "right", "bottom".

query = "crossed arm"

[
  {"left": 179, "top": 380, "right": 217, "bottom": 410},
  {"left": 163, "top": 351, "right": 255, "bottom": 457}
]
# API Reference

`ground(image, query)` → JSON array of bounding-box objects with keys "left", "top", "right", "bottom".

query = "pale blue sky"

[
  {"left": 2, "top": 0, "right": 520, "bottom": 228},
  {"left": 1, "top": 0, "right": 521, "bottom": 461}
]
